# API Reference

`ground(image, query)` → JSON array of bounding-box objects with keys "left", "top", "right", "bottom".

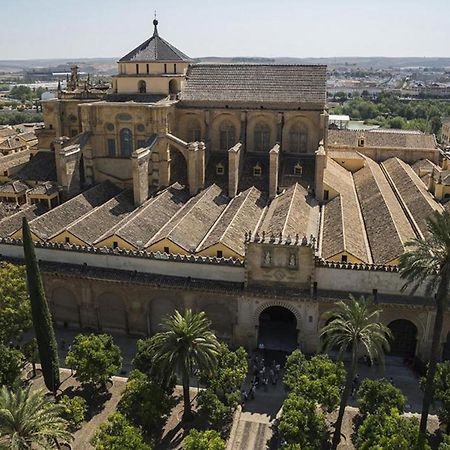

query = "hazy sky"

[{"left": 1, "top": 0, "right": 449, "bottom": 60}]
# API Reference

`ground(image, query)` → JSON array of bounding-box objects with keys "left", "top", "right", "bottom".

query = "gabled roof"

[
  {"left": 180, "top": 64, "right": 327, "bottom": 106},
  {"left": 119, "top": 20, "right": 190, "bottom": 62},
  {"left": 328, "top": 129, "right": 437, "bottom": 150}
]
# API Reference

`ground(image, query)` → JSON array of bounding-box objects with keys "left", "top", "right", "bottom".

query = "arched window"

[
  {"left": 138, "top": 80, "right": 146, "bottom": 93},
  {"left": 187, "top": 118, "right": 201, "bottom": 142},
  {"left": 289, "top": 123, "right": 308, "bottom": 153},
  {"left": 120, "top": 128, "right": 133, "bottom": 157},
  {"left": 254, "top": 122, "right": 271, "bottom": 152},
  {"left": 169, "top": 79, "right": 180, "bottom": 95},
  {"left": 219, "top": 120, "right": 236, "bottom": 151}
]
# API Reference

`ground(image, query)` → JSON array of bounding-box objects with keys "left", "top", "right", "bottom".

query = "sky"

[{"left": 0, "top": 0, "right": 449, "bottom": 60}]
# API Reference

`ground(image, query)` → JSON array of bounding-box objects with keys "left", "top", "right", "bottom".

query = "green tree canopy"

[
  {"left": 283, "top": 351, "right": 346, "bottom": 412},
  {"left": 321, "top": 295, "right": 391, "bottom": 450},
  {"left": 399, "top": 211, "right": 450, "bottom": 440},
  {"left": 22, "top": 217, "right": 60, "bottom": 395},
  {"left": 430, "top": 361, "right": 450, "bottom": 432},
  {"left": 357, "top": 378, "right": 406, "bottom": 416},
  {"left": 118, "top": 369, "right": 175, "bottom": 437},
  {"left": 0, "top": 262, "right": 31, "bottom": 345},
  {"left": 151, "top": 309, "right": 220, "bottom": 420},
  {"left": 59, "top": 395, "right": 87, "bottom": 432},
  {"left": 356, "top": 409, "right": 430, "bottom": 450},
  {"left": 182, "top": 429, "right": 225, "bottom": 450},
  {"left": 91, "top": 412, "right": 151, "bottom": 450},
  {"left": 0, "top": 385, "right": 73, "bottom": 449},
  {"left": 278, "top": 393, "right": 327, "bottom": 450},
  {"left": 65, "top": 333, "right": 122, "bottom": 388},
  {"left": 197, "top": 343, "right": 247, "bottom": 430},
  {"left": 0, "top": 344, "right": 24, "bottom": 387}
]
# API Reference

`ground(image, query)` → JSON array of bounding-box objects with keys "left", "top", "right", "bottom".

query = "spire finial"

[{"left": 153, "top": 11, "right": 159, "bottom": 36}]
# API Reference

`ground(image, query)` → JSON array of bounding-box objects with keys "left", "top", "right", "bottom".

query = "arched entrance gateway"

[
  {"left": 257, "top": 306, "right": 298, "bottom": 353},
  {"left": 388, "top": 319, "right": 418, "bottom": 358}
]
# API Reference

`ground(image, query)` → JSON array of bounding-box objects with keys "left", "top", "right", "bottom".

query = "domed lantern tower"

[{"left": 113, "top": 18, "right": 191, "bottom": 97}]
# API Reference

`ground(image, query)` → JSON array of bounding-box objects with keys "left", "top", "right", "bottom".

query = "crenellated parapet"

[
  {"left": 315, "top": 257, "right": 400, "bottom": 272},
  {"left": 0, "top": 237, "right": 243, "bottom": 267},
  {"left": 244, "top": 230, "right": 317, "bottom": 249}
]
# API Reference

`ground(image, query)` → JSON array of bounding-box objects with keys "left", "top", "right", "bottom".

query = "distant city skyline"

[{"left": 1, "top": 0, "right": 449, "bottom": 60}]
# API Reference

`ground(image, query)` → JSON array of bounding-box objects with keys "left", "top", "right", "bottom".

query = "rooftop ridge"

[{"left": 147, "top": 184, "right": 218, "bottom": 248}]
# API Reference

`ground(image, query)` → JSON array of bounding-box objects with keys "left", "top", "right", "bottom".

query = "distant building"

[
  {"left": 328, "top": 114, "right": 350, "bottom": 130},
  {"left": 442, "top": 117, "right": 450, "bottom": 148}
]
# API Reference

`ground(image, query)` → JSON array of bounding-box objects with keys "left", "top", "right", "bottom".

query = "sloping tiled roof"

[
  {"left": 28, "top": 182, "right": 60, "bottom": 196},
  {"left": 27, "top": 181, "right": 121, "bottom": 240},
  {"left": 197, "top": 187, "right": 267, "bottom": 256},
  {"left": 0, "top": 180, "right": 28, "bottom": 194},
  {"left": 381, "top": 157, "right": 443, "bottom": 238},
  {"left": 119, "top": 22, "right": 190, "bottom": 62},
  {"left": 0, "top": 203, "right": 46, "bottom": 238},
  {"left": 14, "top": 151, "right": 57, "bottom": 182},
  {"left": 148, "top": 184, "right": 228, "bottom": 252},
  {"left": 103, "top": 183, "right": 190, "bottom": 248},
  {"left": 321, "top": 161, "right": 371, "bottom": 263},
  {"left": 181, "top": 64, "right": 327, "bottom": 106},
  {"left": 0, "top": 136, "right": 26, "bottom": 151},
  {"left": 259, "top": 183, "right": 320, "bottom": 239},
  {"left": 0, "top": 149, "right": 31, "bottom": 173},
  {"left": 411, "top": 159, "right": 438, "bottom": 175},
  {"left": 328, "top": 129, "right": 437, "bottom": 150},
  {"left": 0, "top": 127, "right": 16, "bottom": 139},
  {"left": 353, "top": 158, "right": 416, "bottom": 265},
  {"left": 64, "top": 190, "right": 136, "bottom": 245}
]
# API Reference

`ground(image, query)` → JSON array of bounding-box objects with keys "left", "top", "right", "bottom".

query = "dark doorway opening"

[
  {"left": 388, "top": 319, "right": 417, "bottom": 358},
  {"left": 258, "top": 306, "right": 297, "bottom": 353},
  {"left": 169, "top": 147, "right": 187, "bottom": 186}
]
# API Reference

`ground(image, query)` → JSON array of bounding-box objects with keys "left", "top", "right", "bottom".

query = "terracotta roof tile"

[{"left": 181, "top": 64, "right": 327, "bottom": 106}]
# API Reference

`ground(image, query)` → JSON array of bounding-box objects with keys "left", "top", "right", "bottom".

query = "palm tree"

[
  {"left": 321, "top": 295, "right": 391, "bottom": 450},
  {"left": 0, "top": 385, "right": 73, "bottom": 450},
  {"left": 151, "top": 309, "right": 220, "bottom": 420},
  {"left": 399, "top": 210, "right": 450, "bottom": 443}
]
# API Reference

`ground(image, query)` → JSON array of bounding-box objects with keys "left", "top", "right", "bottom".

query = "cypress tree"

[{"left": 22, "top": 217, "right": 60, "bottom": 395}]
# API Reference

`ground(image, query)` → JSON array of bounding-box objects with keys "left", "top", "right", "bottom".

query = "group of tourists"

[{"left": 241, "top": 353, "right": 281, "bottom": 406}]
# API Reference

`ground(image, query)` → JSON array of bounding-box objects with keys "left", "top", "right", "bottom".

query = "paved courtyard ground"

[{"left": 48, "top": 328, "right": 440, "bottom": 449}]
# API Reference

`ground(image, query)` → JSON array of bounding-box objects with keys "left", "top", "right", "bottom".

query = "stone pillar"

[
  {"left": 58, "top": 143, "right": 82, "bottom": 198},
  {"left": 197, "top": 141, "right": 206, "bottom": 191},
  {"left": 240, "top": 112, "right": 247, "bottom": 148},
  {"left": 54, "top": 137, "right": 70, "bottom": 184},
  {"left": 157, "top": 140, "right": 170, "bottom": 188},
  {"left": 315, "top": 141, "right": 327, "bottom": 202},
  {"left": 187, "top": 142, "right": 199, "bottom": 195},
  {"left": 320, "top": 112, "right": 329, "bottom": 150},
  {"left": 132, "top": 147, "right": 151, "bottom": 206},
  {"left": 277, "top": 112, "right": 284, "bottom": 144},
  {"left": 269, "top": 144, "right": 280, "bottom": 200},
  {"left": 228, "top": 143, "right": 242, "bottom": 197}
]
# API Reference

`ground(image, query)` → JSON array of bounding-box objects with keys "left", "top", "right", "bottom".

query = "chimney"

[
  {"left": 55, "top": 137, "right": 80, "bottom": 199},
  {"left": 269, "top": 144, "right": 280, "bottom": 200},
  {"left": 314, "top": 141, "right": 327, "bottom": 203},
  {"left": 228, "top": 142, "right": 242, "bottom": 197},
  {"left": 132, "top": 147, "right": 151, "bottom": 206}
]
